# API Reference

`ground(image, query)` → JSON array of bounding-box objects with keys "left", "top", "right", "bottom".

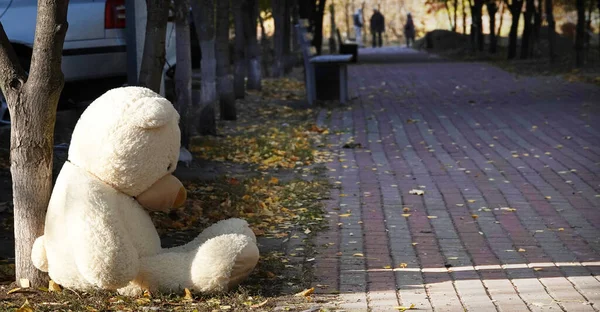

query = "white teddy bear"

[{"left": 30, "top": 86, "right": 259, "bottom": 295}]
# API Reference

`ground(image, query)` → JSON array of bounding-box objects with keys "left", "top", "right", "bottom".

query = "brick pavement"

[{"left": 311, "top": 47, "right": 600, "bottom": 311}]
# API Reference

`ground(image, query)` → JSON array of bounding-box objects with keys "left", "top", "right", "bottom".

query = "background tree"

[
  {"left": 487, "top": 0, "right": 498, "bottom": 53},
  {"left": 139, "top": 0, "right": 169, "bottom": 92},
  {"left": 272, "top": 0, "right": 285, "bottom": 77},
  {"left": 546, "top": 0, "right": 556, "bottom": 62},
  {"left": 505, "top": 0, "right": 524, "bottom": 59},
  {"left": 233, "top": 0, "right": 247, "bottom": 99},
  {"left": 245, "top": 0, "right": 262, "bottom": 90},
  {"left": 191, "top": 0, "right": 218, "bottom": 135},
  {"left": 0, "top": 0, "right": 69, "bottom": 287},
  {"left": 216, "top": 0, "right": 236, "bottom": 120},
  {"left": 174, "top": 0, "right": 192, "bottom": 148},
  {"left": 575, "top": 0, "right": 585, "bottom": 66},
  {"left": 520, "top": 0, "right": 535, "bottom": 59}
]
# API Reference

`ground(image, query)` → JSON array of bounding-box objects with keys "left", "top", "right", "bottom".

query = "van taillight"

[{"left": 105, "top": 0, "right": 126, "bottom": 29}]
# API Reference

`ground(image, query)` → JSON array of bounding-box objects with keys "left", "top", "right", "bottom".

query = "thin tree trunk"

[
  {"left": 283, "top": 0, "right": 293, "bottom": 73},
  {"left": 532, "top": 0, "right": 542, "bottom": 56},
  {"left": 454, "top": 0, "right": 458, "bottom": 32},
  {"left": 258, "top": 13, "right": 271, "bottom": 78},
  {"left": 191, "top": 0, "right": 217, "bottom": 135},
  {"left": 597, "top": 0, "right": 599, "bottom": 61},
  {"left": 175, "top": 0, "right": 192, "bottom": 148},
  {"left": 575, "top": 0, "right": 585, "bottom": 67},
  {"left": 488, "top": 1, "right": 498, "bottom": 53},
  {"left": 313, "top": 0, "right": 327, "bottom": 54},
  {"left": 245, "top": 0, "right": 261, "bottom": 90},
  {"left": 520, "top": 0, "right": 534, "bottom": 59},
  {"left": 444, "top": 1, "right": 455, "bottom": 31},
  {"left": 546, "top": 0, "right": 555, "bottom": 62},
  {"left": 0, "top": 0, "right": 69, "bottom": 287},
  {"left": 345, "top": 0, "right": 350, "bottom": 37},
  {"left": 139, "top": 0, "right": 169, "bottom": 92},
  {"left": 507, "top": 0, "right": 523, "bottom": 59},
  {"left": 497, "top": 0, "right": 505, "bottom": 36},
  {"left": 233, "top": 0, "right": 246, "bottom": 99},
  {"left": 272, "top": 0, "right": 284, "bottom": 77},
  {"left": 463, "top": 0, "right": 467, "bottom": 34},
  {"left": 216, "top": 0, "right": 236, "bottom": 120}
]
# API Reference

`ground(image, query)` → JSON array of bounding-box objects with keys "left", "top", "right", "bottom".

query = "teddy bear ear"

[{"left": 133, "top": 97, "right": 179, "bottom": 129}]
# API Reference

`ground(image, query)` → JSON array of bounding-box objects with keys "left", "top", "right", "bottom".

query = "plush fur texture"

[{"left": 31, "top": 87, "right": 259, "bottom": 295}]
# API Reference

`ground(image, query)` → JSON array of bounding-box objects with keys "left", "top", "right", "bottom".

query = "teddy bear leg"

[
  {"left": 31, "top": 236, "right": 48, "bottom": 272},
  {"left": 190, "top": 233, "right": 259, "bottom": 292},
  {"left": 167, "top": 218, "right": 256, "bottom": 253}
]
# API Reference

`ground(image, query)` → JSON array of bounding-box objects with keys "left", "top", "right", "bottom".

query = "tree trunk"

[
  {"left": 444, "top": 1, "right": 455, "bottom": 31},
  {"left": 345, "top": 0, "right": 350, "bottom": 38},
  {"left": 520, "top": 0, "right": 534, "bottom": 59},
  {"left": 463, "top": 0, "right": 467, "bottom": 34},
  {"left": 245, "top": 0, "right": 261, "bottom": 90},
  {"left": 139, "top": 0, "right": 169, "bottom": 92},
  {"left": 507, "top": 0, "right": 523, "bottom": 59},
  {"left": 313, "top": 0, "right": 326, "bottom": 54},
  {"left": 545, "top": 0, "right": 555, "bottom": 62},
  {"left": 471, "top": 0, "right": 484, "bottom": 51},
  {"left": 597, "top": 0, "right": 599, "bottom": 61},
  {"left": 272, "top": 0, "right": 285, "bottom": 77},
  {"left": 532, "top": 0, "right": 542, "bottom": 55},
  {"left": 216, "top": 0, "right": 236, "bottom": 120},
  {"left": 232, "top": 0, "right": 246, "bottom": 99},
  {"left": 575, "top": 0, "right": 585, "bottom": 67},
  {"left": 175, "top": 0, "right": 193, "bottom": 147},
  {"left": 454, "top": 0, "right": 458, "bottom": 32},
  {"left": 191, "top": 0, "right": 217, "bottom": 135},
  {"left": 497, "top": 0, "right": 505, "bottom": 36},
  {"left": 488, "top": 1, "right": 498, "bottom": 53},
  {"left": 258, "top": 13, "right": 271, "bottom": 78},
  {"left": 283, "top": 0, "right": 293, "bottom": 73},
  {"left": 329, "top": 4, "right": 336, "bottom": 53},
  {"left": 0, "top": 0, "right": 68, "bottom": 288}
]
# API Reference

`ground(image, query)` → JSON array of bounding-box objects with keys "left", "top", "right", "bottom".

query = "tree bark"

[
  {"left": 313, "top": 0, "right": 326, "bottom": 54},
  {"left": 283, "top": 0, "right": 293, "bottom": 73},
  {"left": 520, "top": 0, "right": 534, "bottom": 59},
  {"left": 471, "top": 0, "right": 484, "bottom": 51},
  {"left": 575, "top": 0, "right": 585, "bottom": 67},
  {"left": 487, "top": 1, "right": 498, "bottom": 53},
  {"left": 245, "top": 0, "right": 262, "bottom": 90},
  {"left": 258, "top": 13, "right": 271, "bottom": 78},
  {"left": 0, "top": 0, "right": 69, "bottom": 287},
  {"left": 272, "top": 0, "right": 285, "bottom": 77},
  {"left": 497, "top": 0, "right": 505, "bottom": 36},
  {"left": 216, "top": 0, "right": 236, "bottom": 120},
  {"left": 463, "top": 0, "right": 467, "bottom": 34},
  {"left": 232, "top": 0, "right": 246, "bottom": 99},
  {"left": 507, "top": 0, "right": 523, "bottom": 59},
  {"left": 175, "top": 0, "right": 192, "bottom": 147},
  {"left": 191, "top": 0, "right": 217, "bottom": 135},
  {"left": 454, "top": 0, "right": 458, "bottom": 32},
  {"left": 139, "top": 0, "right": 169, "bottom": 92},
  {"left": 444, "top": 1, "right": 455, "bottom": 31},
  {"left": 532, "top": 0, "right": 542, "bottom": 54},
  {"left": 545, "top": 0, "right": 555, "bottom": 62}
]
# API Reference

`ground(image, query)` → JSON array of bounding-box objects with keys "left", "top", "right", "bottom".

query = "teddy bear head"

[{"left": 67, "top": 87, "right": 182, "bottom": 198}]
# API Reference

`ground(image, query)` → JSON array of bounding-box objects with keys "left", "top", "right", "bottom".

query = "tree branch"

[{"left": 0, "top": 23, "right": 27, "bottom": 103}]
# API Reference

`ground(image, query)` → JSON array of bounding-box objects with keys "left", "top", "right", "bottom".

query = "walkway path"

[{"left": 311, "top": 47, "right": 600, "bottom": 311}]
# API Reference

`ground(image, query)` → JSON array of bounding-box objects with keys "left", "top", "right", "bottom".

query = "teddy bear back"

[{"left": 67, "top": 87, "right": 181, "bottom": 197}]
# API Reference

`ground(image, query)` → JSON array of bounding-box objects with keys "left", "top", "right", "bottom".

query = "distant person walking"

[
  {"left": 404, "top": 13, "right": 415, "bottom": 48},
  {"left": 353, "top": 8, "right": 364, "bottom": 46},
  {"left": 370, "top": 9, "right": 385, "bottom": 48}
]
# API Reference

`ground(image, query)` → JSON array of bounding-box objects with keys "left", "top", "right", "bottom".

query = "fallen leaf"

[
  {"left": 402, "top": 213, "right": 411, "bottom": 217},
  {"left": 353, "top": 253, "right": 364, "bottom": 257},
  {"left": 250, "top": 299, "right": 269, "bottom": 308},
  {"left": 467, "top": 199, "right": 476, "bottom": 203},
  {"left": 471, "top": 214, "right": 479, "bottom": 219},
  {"left": 7, "top": 287, "right": 22, "bottom": 295},
  {"left": 304, "top": 228, "right": 311, "bottom": 234},
  {"left": 48, "top": 280, "right": 61, "bottom": 292},
  {"left": 16, "top": 299, "right": 33, "bottom": 312},
  {"left": 183, "top": 288, "right": 193, "bottom": 300},
  {"left": 339, "top": 213, "right": 351, "bottom": 217},
  {"left": 409, "top": 189, "right": 424, "bottom": 196},
  {"left": 394, "top": 303, "right": 416, "bottom": 311},
  {"left": 518, "top": 248, "right": 526, "bottom": 252},
  {"left": 427, "top": 216, "right": 438, "bottom": 219},
  {"left": 398, "top": 263, "right": 408, "bottom": 268},
  {"left": 294, "top": 287, "right": 314, "bottom": 297},
  {"left": 403, "top": 207, "right": 410, "bottom": 212}
]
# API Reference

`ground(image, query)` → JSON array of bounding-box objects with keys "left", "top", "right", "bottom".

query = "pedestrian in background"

[
  {"left": 353, "top": 8, "right": 364, "bottom": 47},
  {"left": 404, "top": 13, "right": 415, "bottom": 48},
  {"left": 370, "top": 9, "right": 385, "bottom": 48}
]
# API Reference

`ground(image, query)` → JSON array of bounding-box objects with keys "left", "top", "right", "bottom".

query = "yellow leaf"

[
  {"left": 16, "top": 299, "right": 33, "bottom": 312},
  {"left": 383, "top": 265, "right": 392, "bottom": 269},
  {"left": 7, "top": 287, "right": 22, "bottom": 295},
  {"left": 533, "top": 268, "right": 543, "bottom": 271},
  {"left": 339, "top": 213, "right": 351, "bottom": 217},
  {"left": 409, "top": 189, "right": 424, "bottom": 196},
  {"left": 427, "top": 216, "right": 437, "bottom": 219},
  {"left": 467, "top": 199, "right": 476, "bottom": 203},
  {"left": 269, "top": 177, "right": 279, "bottom": 185},
  {"left": 250, "top": 299, "right": 269, "bottom": 308},
  {"left": 48, "top": 280, "right": 61, "bottom": 292},
  {"left": 394, "top": 303, "right": 416, "bottom": 311},
  {"left": 518, "top": 248, "right": 526, "bottom": 252},
  {"left": 183, "top": 288, "right": 193, "bottom": 300},
  {"left": 558, "top": 228, "right": 564, "bottom": 231},
  {"left": 294, "top": 287, "right": 315, "bottom": 297},
  {"left": 135, "top": 298, "right": 151, "bottom": 305},
  {"left": 456, "top": 204, "right": 464, "bottom": 207},
  {"left": 471, "top": 214, "right": 479, "bottom": 219},
  {"left": 403, "top": 207, "right": 410, "bottom": 212},
  {"left": 402, "top": 213, "right": 411, "bottom": 217},
  {"left": 353, "top": 253, "right": 364, "bottom": 257},
  {"left": 398, "top": 263, "right": 408, "bottom": 268}
]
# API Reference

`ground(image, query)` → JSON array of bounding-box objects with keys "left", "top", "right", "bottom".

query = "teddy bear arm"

[{"left": 74, "top": 211, "right": 140, "bottom": 289}]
